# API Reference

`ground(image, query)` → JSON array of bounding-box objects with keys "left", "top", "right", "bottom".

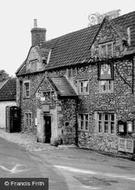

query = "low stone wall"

[{"left": 78, "top": 132, "right": 118, "bottom": 153}]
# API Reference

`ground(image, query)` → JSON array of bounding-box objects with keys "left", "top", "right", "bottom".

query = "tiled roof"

[
  {"left": 0, "top": 78, "right": 16, "bottom": 101},
  {"left": 17, "top": 11, "right": 135, "bottom": 76},
  {"left": 49, "top": 77, "right": 77, "bottom": 97}
]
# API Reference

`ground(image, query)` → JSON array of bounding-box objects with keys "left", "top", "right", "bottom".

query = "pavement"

[{"left": 0, "top": 129, "right": 76, "bottom": 152}]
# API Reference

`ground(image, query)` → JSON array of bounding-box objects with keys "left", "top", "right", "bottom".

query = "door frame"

[{"left": 43, "top": 113, "right": 52, "bottom": 143}]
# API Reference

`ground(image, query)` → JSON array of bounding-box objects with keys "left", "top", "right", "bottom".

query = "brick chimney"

[{"left": 31, "top": 19, "right": 46, "bottom": 46}]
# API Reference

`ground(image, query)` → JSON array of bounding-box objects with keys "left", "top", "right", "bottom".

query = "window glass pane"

[
  {"left": 100, "top": 64, "right": 111, "bottom": 79},
  {"left": 81, "top": 120, "right": 83, "bottom": 129},
  {"left": 101, "top": 45, "right": 106, "bottom": 56},
  {"left": 105, "top": 114, "right": 108, "bottom": 121},
  {"left": 98, "top": 113, "right": 102, "bottom": 120},
  {"left": 81, "top": 82, "right": 83, "bottom": 92},
  {"left": 107, "top": 44, "right": 113, "bottom": 57},
  {"left": 108, "top": 81, "right": 113, "bottom": 91},
  {"left": 111, "top": 114, "right": 114, "bottom": 121},
  {"left": 80, "top": 115, "right": 83, "bottom": 129},
  {"left": 99, "top": 121, "right": 102, "bottom": 132},
  {"left": 24, "top": 82, "right": 30, "bottom": 97},
  {"left": 85, "top": 114, "right": 88, "bottom": 121},
  {"left": 85, "top": 121, "right": 88, "bottom": 130},
  {"left": 84, "top": 81, "right": 88, "bottom": 93},
  {"left": 111, "top": 122, "right": 115, "bottom": 133},
  {"left": 104, "top": 122, "right": 109, "bottom": 133}
]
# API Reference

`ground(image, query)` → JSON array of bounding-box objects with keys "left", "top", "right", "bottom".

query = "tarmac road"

[
  {"left": 0, "top": 137, "right": 68, "bottom": 190},
  {"left": 1, "top": 135, "right": 135, "bottom": 190}
]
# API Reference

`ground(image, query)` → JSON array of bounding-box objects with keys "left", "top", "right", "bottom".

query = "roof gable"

[
  {"left": 34, "top": 76, "right": 77, "bottom": 98},
  {"left": 49, "top": 77, "right": 77, "bottom": 97}
]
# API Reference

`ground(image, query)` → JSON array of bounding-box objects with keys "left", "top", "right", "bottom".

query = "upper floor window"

[
  {"left": 23, "top": 81, "right": 30, "bottom": 98},
  {"left": 78, "top": 114, "right": 89, "bottom": 131},
  {"left": 78, "top": 80, "right": 89, "bottom": 95},
  {"left": 43, "top": 91, "right": 55, "bottom": 101},
  {"left": 99, "top": 42, "right": 113, "bottom": 57},
  {"left": 98, "top": 63, "right": 114, "bottom": 80},
  {"left": 97, "top": 112, "right": 116, "bottom": 134},
  {"left": 99, "top": 80, "right": 113, "bottom": 93}
]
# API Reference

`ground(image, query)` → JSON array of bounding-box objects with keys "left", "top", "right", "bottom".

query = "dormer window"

[{"left": 99, "top": 42, "right": 113, "bottom": 57}]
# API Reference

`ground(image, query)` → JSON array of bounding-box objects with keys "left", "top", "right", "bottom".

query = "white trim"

[
  {"left": 95, "top": 111, "right": 116, "bottom": 134},
  {"left": 99, "top": 42, "right": 113, "bottom": 57},
  {"left": 47, "top": 50, "right": 52, "bottom": 64},
  {"left": 23, "top": 80, "right": 30, "bottom": 98}
]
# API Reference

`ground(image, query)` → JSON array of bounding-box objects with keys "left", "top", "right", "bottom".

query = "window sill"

[{"left": 78, "top": 93, "right": 89, "bottom": 96}]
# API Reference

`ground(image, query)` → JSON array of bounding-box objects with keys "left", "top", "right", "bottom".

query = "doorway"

[{"left": 44, "top": 115, "right": 51, "bottom": 143}]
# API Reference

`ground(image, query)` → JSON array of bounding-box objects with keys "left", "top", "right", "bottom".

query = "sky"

[{"left": 0, "top": 0, "right": 134, "bottom": 76}]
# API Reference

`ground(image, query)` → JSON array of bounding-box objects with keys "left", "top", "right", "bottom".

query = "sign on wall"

[{"left": 118, "top": 138, "right": 135, "bottom": 153}]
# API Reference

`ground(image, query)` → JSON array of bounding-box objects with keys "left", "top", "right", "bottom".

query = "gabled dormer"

[
  {"left": 90, "top": 17, "right": 131, "bottom": 59},
  {"left": 25, "top": 46, "right": 52, "bottom": 73}
]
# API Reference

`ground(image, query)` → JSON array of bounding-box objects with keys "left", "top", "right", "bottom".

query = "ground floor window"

[
  {"left": 97, "top": 112, "right": 115, "bottom": 134},
  {"left": 78, "top": 114, "right": 89, "bottom": 131},
  {"left": 24, "top": 112, "right": 32, "bottom": 127}
]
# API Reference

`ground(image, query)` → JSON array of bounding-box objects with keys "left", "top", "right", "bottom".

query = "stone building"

[{"left": 16, "top": 11, "right": 135, "bottom": 153}]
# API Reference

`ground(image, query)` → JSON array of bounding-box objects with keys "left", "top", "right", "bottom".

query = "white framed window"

[
  {"left": 99, "top": 80, "right": 113, "bottom": 93},
  {"left": 42, "top": 90, "right": 55, "bottom": 101},
  {"left": 97, "top": 112, "right": 116, "bottom": 134},
  {"left": 23, "top": 81, "right": 30, "bottom": 98},
  {"left": 78, "top": 114, "right": 89, "bottom": 131},
  {"left": 99, "top": 42, "right": 113, "bottom": 57},
  {"left": 78, "top": 80, "right": 89, "bottom": 95},
  {"left": 24, "top": 112, "right": 32, "bottom": 128}
]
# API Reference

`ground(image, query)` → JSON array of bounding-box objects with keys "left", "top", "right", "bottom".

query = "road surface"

[
  {"left": 0, "top": 137, "right": 68, "bottom": 190},
  {"left": 1, "top": 137, "right": 135, "bottom": 189}
]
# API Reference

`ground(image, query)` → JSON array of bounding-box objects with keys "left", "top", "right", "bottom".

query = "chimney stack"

[{"left": 31, "top": 19, "right": 46, "bottom": 46}]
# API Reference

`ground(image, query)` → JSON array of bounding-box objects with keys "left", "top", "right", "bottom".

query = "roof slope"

[
  {"left": 0, "top": 78, "right": 16, "bottom": 101},
  {"left": 49, "top": 77, "right": 77, "bottom": 97},
  {"left": 17, "top": 11, "right": 135, "bottom": 76}
]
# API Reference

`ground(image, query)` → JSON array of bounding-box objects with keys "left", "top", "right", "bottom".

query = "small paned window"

[
  {"left": 78, "top": 80, "right": 89, "bottom": 95},
  {"left": 43, "top": 91, "right": 55, "bottom": 101},
  {"left": 99, "top": 42, "right": 113, "bottom": 57},
  {"left": 25, "top": 112, "right": 32, "bottom": 128},
  {"left": 97, "top": 113, "right": 115, "bottom": 134},
  {"left": 99, "top": 80, "right": 113, "bottom": 93},
  {"left": 79, "top": 114, "right": 89, "bottom": 131},
  {"left": 24, "top": 81, "right": 30, "bottom": 98}
]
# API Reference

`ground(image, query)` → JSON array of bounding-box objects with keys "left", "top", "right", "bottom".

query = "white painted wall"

[{"left": 0, "top": 101, "right": 17, "bottom": 129}]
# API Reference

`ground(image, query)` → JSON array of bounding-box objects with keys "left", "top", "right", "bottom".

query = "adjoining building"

[
  {"left": 16, "top": 11, "right": 135, "bottom": 153},
  {"left": 0, "top": 78, "right": 17, "bottom": 129}
]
